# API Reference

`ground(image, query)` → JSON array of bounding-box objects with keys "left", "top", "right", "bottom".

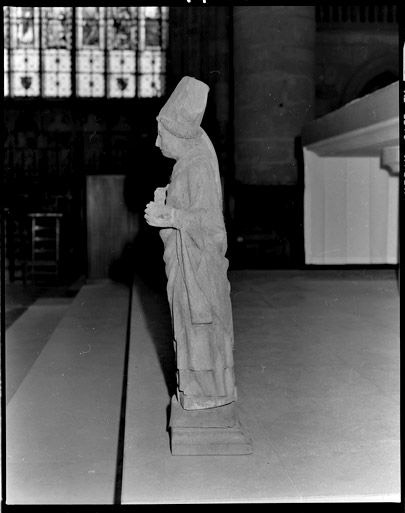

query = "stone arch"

[{"left": 340, "top": 54, "right": 398, "bottom": 106}]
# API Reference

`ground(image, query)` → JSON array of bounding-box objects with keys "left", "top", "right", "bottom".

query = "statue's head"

[
  {"left": 155, "top": 76, "right": 209, "bottom": 159},
  {"left": 155, "top": 121, "right": 184, "bottom": 160}
]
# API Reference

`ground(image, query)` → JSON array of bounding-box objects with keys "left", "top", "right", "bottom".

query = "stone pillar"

[
  {"left": 168, "top": 7, "right": 232, "bottom": 177},
  {"left": 233, "top": 6, "right": 316, "bottom": 185}
]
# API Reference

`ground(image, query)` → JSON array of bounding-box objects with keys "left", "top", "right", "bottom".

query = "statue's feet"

[{"left": 169, "top": 395, "right": 253, "bottom": 455}]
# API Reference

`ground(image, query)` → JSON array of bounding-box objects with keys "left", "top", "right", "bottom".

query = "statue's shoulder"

[{"left": 184, "top": 144, "right": 212, "bottom": 170}]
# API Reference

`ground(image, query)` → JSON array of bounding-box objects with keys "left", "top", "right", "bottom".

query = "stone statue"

[{"left": 145, "top": 76, "right": 251, "bottom": 454}]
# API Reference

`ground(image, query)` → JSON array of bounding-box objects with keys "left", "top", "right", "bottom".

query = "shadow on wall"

[
  {"left": 108, "top": 224, "right": 167, "bottom": 292},
  {"left": 107, "top": 144, "right": 177, "bottom": 403},
  {"left": 131, "top": 274, "right": 177, "bottom": 403},
  {"left": 108, "top": 146, "right": 172, "bottom": 291}
]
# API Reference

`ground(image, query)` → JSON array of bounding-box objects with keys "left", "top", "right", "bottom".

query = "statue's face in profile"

[{"left": 155, "top": 122, "right": 181, "bottom": 160}]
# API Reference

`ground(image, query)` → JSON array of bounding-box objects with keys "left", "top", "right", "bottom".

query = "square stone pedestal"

[{"left": 169, "top": 396, "right": 253, "bottom": 456}]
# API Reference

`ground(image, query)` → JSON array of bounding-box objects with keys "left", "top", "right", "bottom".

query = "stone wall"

[
  {"left": 229, "top": 6, "right": 315, "bottom": 266},
  {"left": 168, "top": 6, "right": 232, "bottom": 181}
]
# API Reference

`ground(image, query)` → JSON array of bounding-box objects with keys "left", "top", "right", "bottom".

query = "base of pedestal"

[{"left": 169, "top": 396, "right": 253, "bottom": 456}]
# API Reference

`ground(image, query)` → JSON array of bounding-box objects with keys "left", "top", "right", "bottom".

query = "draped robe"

[{"left": 160, "top": 132, "right": 237, "bottom": 410}]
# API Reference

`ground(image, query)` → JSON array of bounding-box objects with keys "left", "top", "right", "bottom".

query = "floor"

[
  {"left": 6, "top": 280, "right": 131, "bottom": 504},
  {"left": 122, "top": 269, "right": 400, "bottom": 503},
  {"left": 5, "top": 277, "right": 85, "bottom": 330},
  {"left": 5, "top": 269, "right": 400, "bottom": 504},
  {"left": 5, "top": 278, "right": 85, "bottom": 403}
]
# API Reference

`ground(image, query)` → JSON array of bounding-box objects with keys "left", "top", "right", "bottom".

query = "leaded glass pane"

[
  {"left": 138, "top": 46, "right": 165, "bottom": 98},
  {"left": 108, "top": 74, "right": 136, "bottom": 98},
  {"left": 4, "top": 7, "right": 10, "bottom": 96},
  {"left": 44, "top": 72, "right": 71, "bottom": 97},
  {"left": 43, "top": 7, "right": 71, "bottom": 49},
  {"left": 4, "top": 48, "right": 9, "bottom": 96},
  {"left": 109, "top": 50, "right": 136, "bottom": 73},
  {"left": 76, "top": 7, "right": 105, "bottom": 97},
  {"left": 11, "top": 50, "right": 40, "bottom": 96},
  {"left": 139, "top": 50, "right": 163, "bottom": 73},
  {"left": 77, "top": 73, "right": 105, "bottom": 98},
  {"left": 13, "top": 49, "right": 40, "bottom": 72},
  {"left": 4, "top": 6, "right": 10, "bottom": 47},
  {"left": 78, "top": 6, "right": 105, "bottom": 48},
  {"left": 42, "top": 7, "right": 72, "bottom": 97},
  {"left": 43, "top": 50, "right": 71, "bottom": 72},
  {"left": 161, "top": 7, "right": 169, "bottom": 49},
  {"left": 139, "top": 6, "right": 164, "bottom": 50},
  {"left": 77, "top": 50, "right": 104, "bottom": 72},
  {"left": 12, "top": 69, "right": 40, "bottom": 96},
  {"left": 137, "top": 6, "right": 166, "bottom": 97},
  {"left": 145, "top": 18, "right": 161, "bottom": 47},
  {"left": 14, "top": 6, "right": 38, "bottom": 47},
  {"left": 108, "top": 6, "right": 138, "bottom": 50},
  {"left": 139, "top": 73, "right": 164, "bottom": 98},
  {"left": 107, "top": 7, "right": 138, "bottom": 98},
  {"left": 9, "top": 7, "right": 40, "bottom": 96}
]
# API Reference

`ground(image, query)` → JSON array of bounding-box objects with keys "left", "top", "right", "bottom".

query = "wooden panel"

[
  {"left": 369, "top": 158, "right": 389, "bottom": 263},
  {"left": 323, "top": 157, "right": 347, "bottom": 263},
  {"left": 86, "top": 175, "right": 138, "bottom": 279},
  {"left": 304, "top": 150, "right": 325, "bottom": 264},
  {"left": 386, "top": 172, "right": 399, "bottom": 263},
  {"left": 302, "top": 76, "right": 399, "bottom": 265},
  {"left": 346, "top": 158, "right": 371, "bottom": 262},
  {"left": 304, "top": 152, "right": 398, "bottom": 264}
]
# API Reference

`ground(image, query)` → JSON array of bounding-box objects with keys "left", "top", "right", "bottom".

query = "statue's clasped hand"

[
  {"left": 154, "top": 186, "right": 168, "bottom": 204},
  {"left": 144, "top": 201, "right": 175, "bottom": 228}
]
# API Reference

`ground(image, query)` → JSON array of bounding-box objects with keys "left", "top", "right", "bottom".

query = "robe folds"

[{"left": 160, "top": 133, "right": 237, "bottom": 410}]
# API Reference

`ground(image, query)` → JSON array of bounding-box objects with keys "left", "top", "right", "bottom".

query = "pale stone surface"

[
  {"left": 144, "top": 76, "right": 250, "bottom": 454},
  {"left": 6, "top": 282, "right": 130, "bottom": 504},
  {"left": 145, "top": 77, "right": 238, "bottom": 413},
  {"left": 122, "top": 270, "right": 399, "bottom": 503},
  {"left": 170, "top": 426, "right": 253, "bottom": 456},
  {"left": 6, "top": 298, "right": 71, "bottom": 404}
]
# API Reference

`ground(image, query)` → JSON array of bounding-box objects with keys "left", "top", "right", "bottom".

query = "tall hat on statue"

[{"left": 157, "top": 76, "right": 209, "bottom": 139}]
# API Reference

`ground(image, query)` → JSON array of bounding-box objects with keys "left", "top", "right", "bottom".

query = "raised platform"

[
  {"left": 6, "top": 280, "right": 131, "bottom": 504},
  {"left": 122, "top": 270, "right": 400, "bottom": 503},
  {"left": 5, "top": 270, "right": 400, "bottom": 504},
  {"left": 169, "top": 396, "right": 253, "bottom": 455},
  {"left": 6, "top": 296, "right": 71, "bottom": 404}
]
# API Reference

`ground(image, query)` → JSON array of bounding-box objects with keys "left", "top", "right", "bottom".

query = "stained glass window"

[
  {"left": 76, "top": 7, "right": 106, "bottom": 97},
  {"left": 42, "top": 7, "right": 72, "bottom": 97},
  {"left": 10, "top": 6, "right": 40, "bottom": 96},
  {"left": 4, "top": 6, "right": 10, "bottom": 96},
  {"left": 107, "top": 6, "right": 137, "bottom": 98},
  {"left": 138, "top": 6, "right": 168, "bottom": 97},
  {"left": 3, "top": 6, "right": 169, "bottom": 98}
]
